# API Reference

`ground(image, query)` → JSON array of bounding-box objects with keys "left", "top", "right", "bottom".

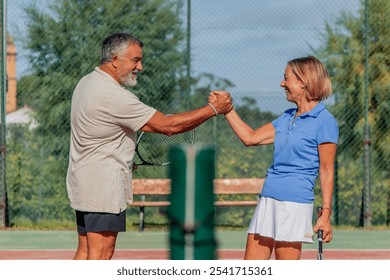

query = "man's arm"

[{"left": 140, "top": 91, "right": 232, "bottom": 135}]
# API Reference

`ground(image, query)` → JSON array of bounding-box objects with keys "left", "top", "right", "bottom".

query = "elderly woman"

[{"left": 212, "top": 56, "right": 338, "bottom": 260}]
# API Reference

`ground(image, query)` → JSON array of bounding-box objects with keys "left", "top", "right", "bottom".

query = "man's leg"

[
  {"left": 73, "top": 210, "right": 125, "bottom": 260},
  {"left": 86, "top": 231, "right": 118, "bottom": 260},
  {"left": 73, "top": 233, "right": 88, "bottom": 260},
  {"left": 74, "top": 210, "right": 88, "bottom": 260}
]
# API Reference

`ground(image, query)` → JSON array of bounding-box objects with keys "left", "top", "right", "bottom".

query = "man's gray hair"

[{"left": 100, "top": 33, "right": 144, "bottom": 64}]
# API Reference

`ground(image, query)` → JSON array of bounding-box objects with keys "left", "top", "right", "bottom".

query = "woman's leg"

[
  {"left": 244, "top": 234, "right": 274, "bottom": 260},
  {"left": 274, "top": 241, "right": 302, "bottom": 260}
]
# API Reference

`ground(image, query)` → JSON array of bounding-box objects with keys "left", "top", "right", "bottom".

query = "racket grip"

[
  {"left": 317, "top": 229, "right": 323, "bottom": 258},
  {"left": 318, "top": 229, "right": 323, "bottom": 241},
  {"left": 317, "top": 206, "right": 323, "bottom": 248},
  {"left": 316, "top": 206, "right": 324, "bottom": 260}
]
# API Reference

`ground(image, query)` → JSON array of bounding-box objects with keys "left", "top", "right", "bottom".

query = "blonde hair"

[{"left": 287, "top": 56, "right": 332, "bottom": 101}]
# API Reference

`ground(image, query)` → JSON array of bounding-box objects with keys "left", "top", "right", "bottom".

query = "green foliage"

[
  {"left": 316, "top": 0, "right": 390, "bottom": 226},
  {"left": 9, "top": 0, "right": 188, "bottom": 226},
  {"left": 6, "top": 124, "right": 74, "bottom": 226},
  {"left": 7, "top": 0, "right": 389, "bottom": 228}
]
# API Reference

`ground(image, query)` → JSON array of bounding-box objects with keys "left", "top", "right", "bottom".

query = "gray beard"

[{"left": 120, "top": 73, "right": 138, "bottom": 87}]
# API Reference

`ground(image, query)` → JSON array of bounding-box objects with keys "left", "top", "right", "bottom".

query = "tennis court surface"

[{"left": 0, "top": 229, "right": 389, "bottom": 260}]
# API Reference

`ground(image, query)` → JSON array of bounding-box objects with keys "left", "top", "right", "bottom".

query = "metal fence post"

[
  {"left": 0, "top": 0, "right": 7, "bottom": 228},
  {"left": 363, "top": 0, "right": 371, "bottom": 228}
]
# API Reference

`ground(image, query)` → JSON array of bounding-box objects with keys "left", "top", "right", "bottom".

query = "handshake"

[{"left": 208, "top": 90, "right": 234, "bottom": 115}]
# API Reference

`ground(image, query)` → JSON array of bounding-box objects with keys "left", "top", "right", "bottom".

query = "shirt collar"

[
  {"left": 291, "top": 102, "right": 325, "bottom": 118},
  {"left": 94, "top": 66, "right": 119, "bottom": 85}
]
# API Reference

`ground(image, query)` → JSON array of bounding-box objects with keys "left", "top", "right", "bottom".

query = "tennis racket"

[
  {"left": 134, "top": 130, "right": 195, "bottom": 167},
  {"left": 317, "top": 207, "right": 324, "bottom": 260}
]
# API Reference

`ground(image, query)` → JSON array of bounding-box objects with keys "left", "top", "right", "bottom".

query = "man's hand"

[{"left": 209, "top": 90, "right": 233, "bottom": 115}]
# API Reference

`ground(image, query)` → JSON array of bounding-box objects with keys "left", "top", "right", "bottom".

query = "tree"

[
  {"left": 19, "top": 0, "right": 186, "bottom": 161},
  {"left": 316, "top": 0, "right": 389, "bottom": 225},
  {"left": 11, "top": 0, "right": 187, "bottom": 226},
  {"left": 12, "top": 0, "right": 249, "bottom": 226}
]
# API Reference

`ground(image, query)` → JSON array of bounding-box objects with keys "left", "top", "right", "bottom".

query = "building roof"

[{"left": 6, "top": 106, "right": 37, "bottom": 130}]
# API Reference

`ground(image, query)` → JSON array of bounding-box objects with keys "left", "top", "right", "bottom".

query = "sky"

[
  {"left": 7, "top": 0, "right": 361, "bottom": 114},
  {"left": 190, "top": 1, "right": 360, "bottom": 89},
  {"left": 187, "top": 0, "right": 360, "bottom": 112}
]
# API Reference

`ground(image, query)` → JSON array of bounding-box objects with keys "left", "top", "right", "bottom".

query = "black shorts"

[{"left": 75, "top": 210, "right": 126, "bottom": 235}]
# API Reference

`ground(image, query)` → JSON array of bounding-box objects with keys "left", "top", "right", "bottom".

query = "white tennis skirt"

[{"left": 247, "top": 196, "right": 314, "bottom": 243}]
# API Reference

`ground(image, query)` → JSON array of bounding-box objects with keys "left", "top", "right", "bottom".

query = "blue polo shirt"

[{"left": 260, "top": 102, "right": 338, "bottom": 203}]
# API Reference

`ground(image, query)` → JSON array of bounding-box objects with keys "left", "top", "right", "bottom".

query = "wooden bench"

[{"left": 130, "top": 178, "right": 264, "bottom": 231}]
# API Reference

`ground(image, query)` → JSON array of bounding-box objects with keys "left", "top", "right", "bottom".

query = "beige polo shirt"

[{"left": 66, "top": 67, "right": 156, "bottom": 213}]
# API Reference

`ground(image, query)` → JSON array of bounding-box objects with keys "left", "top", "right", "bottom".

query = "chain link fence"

[{"left": 2, "top": 0, "right": 389, "bottom": 229}]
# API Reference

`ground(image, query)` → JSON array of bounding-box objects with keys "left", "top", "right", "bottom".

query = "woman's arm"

[
  {"left": 314, "top": 142, "right": 337, "bottom": 243},
  {"left": 225, "top": 109, "right": 275, "bottom": 147}
]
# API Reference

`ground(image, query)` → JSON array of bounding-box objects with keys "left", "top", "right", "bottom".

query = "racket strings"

[{"left": 137, "top": 131, "right": 194, "bottom": 165}]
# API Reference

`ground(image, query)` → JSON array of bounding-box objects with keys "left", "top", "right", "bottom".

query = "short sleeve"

[
  {"left": 108, "top": 87, "right": 157, "bottom": 131},
  {"left": 317, "top": 115, "right": 338, "bottom": 144}
]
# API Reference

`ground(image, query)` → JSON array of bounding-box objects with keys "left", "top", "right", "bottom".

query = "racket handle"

[
  {"left": 316, "top": 207, "right": 324, "bottom": 240},
  {"left": 316, "top": 207, "right": 324, "bottom": 239},
  {"left": 317, "top": 229, "right": 324, "bottom": 260},
  {"left": 316, "top": 206, "right": 324, "bottom": 260},
  {"left": 318, "top": 229, "right": 323, "bottom": 241}
]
